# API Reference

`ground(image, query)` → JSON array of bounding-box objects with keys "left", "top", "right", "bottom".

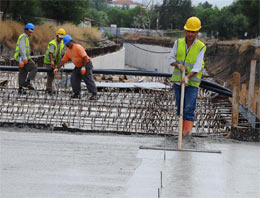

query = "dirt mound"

[{"left": 205, "top": 41, "right": 260, "bottom": 88}]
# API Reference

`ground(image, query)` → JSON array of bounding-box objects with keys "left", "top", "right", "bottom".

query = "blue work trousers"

[{"left": 173, "top": 83, "right": 198, "bottom": 121}]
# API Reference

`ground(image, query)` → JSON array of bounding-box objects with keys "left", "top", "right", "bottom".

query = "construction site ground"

[{"left": 1, "top": 128, "right": 259, "bottom": 198}]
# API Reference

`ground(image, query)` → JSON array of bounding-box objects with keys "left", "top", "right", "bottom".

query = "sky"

[{"left": 136, "top": 0, "right": 234, "bottom": 9}]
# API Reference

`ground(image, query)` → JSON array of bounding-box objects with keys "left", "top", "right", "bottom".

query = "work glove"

[
  {"left": 23, "top": 59, "right": 28, "bottom": 65},
  {"left": 180, "top": 76, "right": 189, "bottom": 84},
  {"left": 51, "top": 61, "right": 55, "bottom": 68},
  {"left": 53, "top": 68, "right": 59, "bottom": 75},
  {"left": 81, "top": 67, "right": 86, "bottom": 75}
]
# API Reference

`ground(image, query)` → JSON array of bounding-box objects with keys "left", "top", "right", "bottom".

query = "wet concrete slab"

[{"left": 1, "top": 129, "right": 259, "bottom": 198}]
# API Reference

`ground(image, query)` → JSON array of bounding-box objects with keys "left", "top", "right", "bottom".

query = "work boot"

[
  {"left": 18, "top": 87, "right": 26, "bottom": 95},
  {"left": 23, "top": 81, "right": 34, "bottom": 90},
  {"left": 183, "top": 120, "right": 193, "bottom": 137},
  {"left": 89, "top": 93, "right": 97, "bottom": 100},
  {"left": 71, "top": 93, "right": 81, "bottom": 99}
]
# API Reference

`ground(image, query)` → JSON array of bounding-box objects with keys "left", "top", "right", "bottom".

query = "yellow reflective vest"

[
  {"left": 171, "top": 38, "right": 206, "bottom": 88},
  {"left": 14, "top": 33, "right": 31, "bottom": 61},
  {"left": 44, "top": 39, "right": 64, "bottom": 65}
]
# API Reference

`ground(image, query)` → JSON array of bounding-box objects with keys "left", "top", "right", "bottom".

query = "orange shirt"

[{"left": 62, "top": 44, "right": 90, "bottom": 67}]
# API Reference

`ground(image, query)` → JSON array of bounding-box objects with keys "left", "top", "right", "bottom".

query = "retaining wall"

[{"left": 124, "top": 43, "right": 173, "bottom": 73}]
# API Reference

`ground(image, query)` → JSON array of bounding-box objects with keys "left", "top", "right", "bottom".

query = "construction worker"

[
  {"left": 44, "top": 28, "right": 66, "bottom": 94},
  {"left": 169, "top": 16, "right": 206, "bottom": 137},
  {"left": 56, "top": 35, "right": 97, "bottom": 100},
  {"left": 14, "top": 23, "right": 38, "bottom": 94}
]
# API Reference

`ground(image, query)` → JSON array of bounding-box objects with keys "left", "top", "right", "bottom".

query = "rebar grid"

[{"left": 0, "top": 72, "right": 231, "bottom": 135}]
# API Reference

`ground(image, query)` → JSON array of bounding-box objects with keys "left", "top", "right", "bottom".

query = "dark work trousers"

[
  {"left": 71, "top": 61, "right": 97, "bottom": 95},
  {"left": 18, "top": 59, "right": 38, "bottom": 87},
  {"left": 44, "top": 64, "right": 54, "bottom": 91}
]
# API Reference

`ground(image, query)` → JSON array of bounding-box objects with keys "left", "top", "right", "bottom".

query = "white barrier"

[
  {"left": 65, "top": 47, "right": 125, "bottom": 69},
  {"left": 124, "top": 43, "right": 174, "bottom": 73}
]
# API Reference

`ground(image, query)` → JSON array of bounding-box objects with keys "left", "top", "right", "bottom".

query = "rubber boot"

[{"left": 183, "top": 120, "right": 193, "bottom": 136}]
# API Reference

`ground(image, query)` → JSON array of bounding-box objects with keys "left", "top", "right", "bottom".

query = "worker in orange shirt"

[{"left": 56, "top": 35, "right": 97, "bottom": 100}]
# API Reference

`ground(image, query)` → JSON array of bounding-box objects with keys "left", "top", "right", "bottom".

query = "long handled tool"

[
  {"left": 177, "top": 68, "right": 186, "bottom": 149},
  {"left": 139, "top": 67, "right": 222, "bottom": 154}
]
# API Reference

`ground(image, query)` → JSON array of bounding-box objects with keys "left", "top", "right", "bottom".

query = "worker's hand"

[
  {"left": 23, "top": 59, "right": 28, "bottom": 65},
  {"left": 178, "top": 64, "right": 185, "bottom": 73},
  {"left": 19, "top": 63, "right": 24, "bottom": 68},
  {"left": 53, "top": 68, "right": 59, "bottom": 75},
  {"left": 180, "top": 76, "right": 189, "bottom": 84},
  {"left": 81, "top": 67, "right": 86, "bottom": 75},
  {"left": 51, "top": 61, "right": 55, "bottom": 68}
]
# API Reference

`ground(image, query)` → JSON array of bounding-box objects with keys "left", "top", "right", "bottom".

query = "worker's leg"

[
  {"left": 183, "top": 85, "right": 198, "bottom": 136},
  {"left": 18, "top": 67, "right": 28, "bottom": 87},
  {"left": 82, "top": 61, "right": 97, "bottom": 94},
  {"left": 45, "top": 64, "right": 54, "bottom": 92},
  {"left": 71, "top": 68, "right": 82, "bottom": 95},
  {"left": 26, "top": 60, "right": 38, "bottom": 81},
  {"left": 183, "top": 85, "right": 198, "bottom": 121},
  {"left": 173, "top": 83, "right": 181, "bottom": 116}
]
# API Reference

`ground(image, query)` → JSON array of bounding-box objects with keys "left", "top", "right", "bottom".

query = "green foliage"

[
  {"left": 89, "top": 0, "right": 109, "bottom": 11},
  {"left": 1, "top": 0, "right": 43, "bottom": 24},
  {"left": 159, "top": 0, "right": 194, "bottom": 30},
  {"left": 237, "top": 0, "right": 259, "bottom": 37},
  {"left": 85, "top": 9, "right": 108, "bottom": 26},
  {"left": 40, "top": 0, "right": 90, "bottom": 24}
]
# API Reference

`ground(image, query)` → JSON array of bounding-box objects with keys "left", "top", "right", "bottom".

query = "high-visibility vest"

[
  {"left": 44, "top": 39, "right": 64, "bottom": 65},
  {"left": 171, "top": 38, "right": 206, "bottom": 88},
  {"left": 14, "top": 33, "right": 31, "bottom": 61}
]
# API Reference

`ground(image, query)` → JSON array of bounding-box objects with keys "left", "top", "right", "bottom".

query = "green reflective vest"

[
  {"left": 44, "top": 39, "right": 64, "bottom": 65},
  {"left": 171, "top": 38, "right": 206, "bottom": 88},
  {"left": 14, "top": 33, "right": 31, "bottom": 61}
]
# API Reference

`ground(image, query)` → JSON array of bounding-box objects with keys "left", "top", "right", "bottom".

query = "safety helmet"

[
  {"left": 184, "top": 17, "right": 201, "bottom": 31},
  {"left": 63, "top": 35, "right": 72, "bottom": 45},
  {"left": 56, "top": 28, "right": 66, "bottom": 38},
  {"left": 24, "top": 23, "right": 34, "bottom": 31}
]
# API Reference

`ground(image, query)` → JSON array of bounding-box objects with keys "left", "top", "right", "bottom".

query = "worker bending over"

[
  {"left": 56, "top": 35, "right": 97, "bottom": 100},
  {"left": 14, "top": 23, "right": 38, "bottom": 94},
  {"left": 44, "top": 28, "right": 66, "bottom": 94},
  {"left": 169, "top": 17, "right": 206, "bottom": 136}
]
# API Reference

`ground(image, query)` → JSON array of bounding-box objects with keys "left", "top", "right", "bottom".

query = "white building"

[{"left": 109, "top": 0, "right": 144, "bottom": 9}]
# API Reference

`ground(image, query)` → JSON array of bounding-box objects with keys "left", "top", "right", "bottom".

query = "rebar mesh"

[{"left": 0, "top": 72, "right": 231, "bottom": 135}]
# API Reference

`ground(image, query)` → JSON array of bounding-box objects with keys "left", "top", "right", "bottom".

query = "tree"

[
  {"left": 237, "top": 0, "right": 259, "bottom": 37},
  {"left": 1, "top": 0, "right": 43, "bottom": 24},
  {"left": 89, "top": 0, "right": 109, "bottom": 11},
  {"left": 159, "top": 0, "right": 194, "bottom": 30},
  {"left": 85, "top": 9, "right": 109, "bottom": 26},
  {"left": 40, "top": 0, "right": 90, "bottom": 24},
  {"left": 198, "top": 1, "right": 212, "bottom": 9}
]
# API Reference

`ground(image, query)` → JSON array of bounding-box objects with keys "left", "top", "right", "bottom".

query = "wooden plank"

[
  {"left": 240, "top": 84, "right": 247, "bottom": 106},
  {"left": 247, "top": 60, "right": 256, "bottom": 111},
  {"left": 232, "top": 72, "right": 240, "bottom": 128}
]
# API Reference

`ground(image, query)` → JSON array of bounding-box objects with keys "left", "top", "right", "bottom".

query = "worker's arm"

[
  {"left": 180, "top": 47, "right": 205, "bottom": 84},
  {"left": 169, "top": 40, "right": 185, "bottom": 72},
  {"left": 19, "top": 36, "right": 27, "bottom": 61},
  {"left": 57, "top": 50, "right": 69, "bottom": 69},
  {"left": 82, "top": 56, "right": 88, "bottom": 66}
]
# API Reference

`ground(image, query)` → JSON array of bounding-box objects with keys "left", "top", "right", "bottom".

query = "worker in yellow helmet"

[
  {"left": 168, "top": 17, "right": 206, "bottom": 137},
  {"left": 43, "top": 28, "right": 66, "bottom": 94}
]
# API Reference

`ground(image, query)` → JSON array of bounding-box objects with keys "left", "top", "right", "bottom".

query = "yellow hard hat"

[
  {"left": 184, "top": 17, "right": 201, "bottom": 31},
  {"left": 56, "top": 28, "right": 66, "bottom": 38}
]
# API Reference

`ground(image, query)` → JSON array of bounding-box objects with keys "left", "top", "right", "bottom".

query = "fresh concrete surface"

[{"left": 1, "top": 128, "right": 259, "bottom": 198}]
